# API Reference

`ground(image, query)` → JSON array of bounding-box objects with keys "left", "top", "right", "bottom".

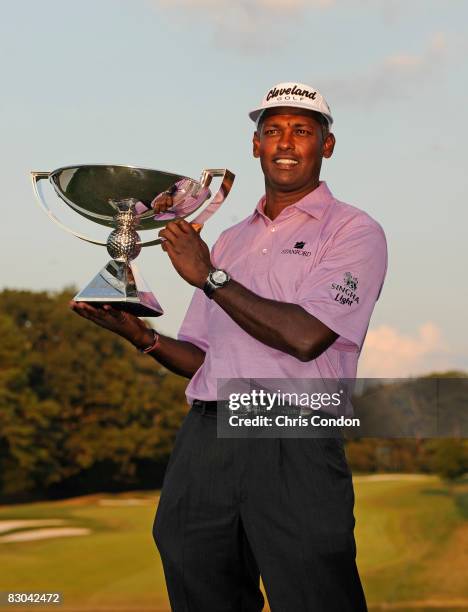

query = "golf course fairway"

[{"left": 0, "top": 474, "right": 466, "bottom": 611}]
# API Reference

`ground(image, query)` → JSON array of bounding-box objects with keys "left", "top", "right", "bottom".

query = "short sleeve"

[
  {"left": 177, "top": 288, "right": 210, "bottom": 352},
  {"left": 176, "top": 233, "right": 226, "bottom": 352},
  {"left": 295, "top": 220, "right": 387, "bottom": 351}
]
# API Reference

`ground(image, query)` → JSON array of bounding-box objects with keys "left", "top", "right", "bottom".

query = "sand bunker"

[
  {"left": 0, "top": 527, "right": 91, "bottom": 543},
  {"left": 0, "top": 519, "right": 91, "bottom": 543},
  {"left": 0, "top": 519, "right": 66, "bottom": 534},
  {"left": 354, "top": 474, "right": 431, "bottom": 482},
  {"left": 98, "top": 498, "right": 150, "bottom": 506}
]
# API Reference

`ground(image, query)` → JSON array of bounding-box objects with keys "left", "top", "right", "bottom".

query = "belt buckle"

[
  {"left": 237, "top": 403, "right": 262, "bottom": 417},
  {"left": 193, "top": 399, "right": 207, "bottom": 415}
]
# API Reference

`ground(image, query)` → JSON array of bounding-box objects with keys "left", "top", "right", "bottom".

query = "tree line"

[{"left": 0, "top": 289, "right": 466, "bottom": 503}]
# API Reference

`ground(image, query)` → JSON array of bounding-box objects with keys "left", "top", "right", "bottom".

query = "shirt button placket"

[
  {"left": 265, "top": 226, "right": 276, "bottom": 262},
  {"left": 258, "top": 224, "right": 274, "bottom": 272},
  {"left": 270, "top": 225, "right": 279, "bottom": 267}
]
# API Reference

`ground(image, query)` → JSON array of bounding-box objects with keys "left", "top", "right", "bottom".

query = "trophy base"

[{"left": 74, "top": 260, "right": 164, "bottom": 317}]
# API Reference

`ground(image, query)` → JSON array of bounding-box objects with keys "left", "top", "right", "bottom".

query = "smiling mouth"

[{"left": 274, "top": 158, "right": 299, "bottom": 167}]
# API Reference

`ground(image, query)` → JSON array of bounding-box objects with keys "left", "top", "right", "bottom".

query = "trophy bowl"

[{"left": 31, "top": 164, "right": 235, "bottom": 317}]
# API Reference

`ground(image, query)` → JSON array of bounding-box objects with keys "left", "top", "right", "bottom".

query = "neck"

[{"left": 264, "top": 179, "right": 321, "bottom": 220}]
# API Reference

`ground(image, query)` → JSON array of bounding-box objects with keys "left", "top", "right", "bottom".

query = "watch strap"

[{"left": 203, "top": 269, "right": 230, "bottom": 298}]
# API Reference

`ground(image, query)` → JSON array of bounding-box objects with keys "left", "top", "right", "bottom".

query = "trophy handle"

[
  {"left": 31, "top": 171, "right": 107, "bottom": 246},
  {"left": 139, "top": 168, "right": 235, "bottom": 248}
]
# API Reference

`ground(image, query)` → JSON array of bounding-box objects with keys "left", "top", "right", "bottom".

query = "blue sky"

[{"left": 1, "top": 0, "right": 467, "bottom": 376}]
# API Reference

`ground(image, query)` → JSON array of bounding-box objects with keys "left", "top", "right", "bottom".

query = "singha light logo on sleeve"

[
  {"left": 344, "top": 272, "right": 358, "bottom": 291},
  {"left": 331, "top": 272, "right": 360, "bottom": 306}
]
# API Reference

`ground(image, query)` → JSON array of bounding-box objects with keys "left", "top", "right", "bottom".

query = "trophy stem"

[
  {"left": 74, "top": 198, "right": 164, "bottom": 317},
  {"left": 106, "top": 198, "right": 142, "bottom": 263}
]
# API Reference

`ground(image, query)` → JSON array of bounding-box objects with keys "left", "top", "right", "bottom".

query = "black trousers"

[{"left": 153, "top": 407, "right": 367, "bottom": 612}]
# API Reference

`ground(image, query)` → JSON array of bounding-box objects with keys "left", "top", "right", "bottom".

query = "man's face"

[{"left": 252, "top": 107, "right": 335, "bottom": 194}]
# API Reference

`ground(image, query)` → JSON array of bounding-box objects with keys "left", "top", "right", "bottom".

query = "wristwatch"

[{"left": 203, "top": 268, "right": 231, "bottom": 298}]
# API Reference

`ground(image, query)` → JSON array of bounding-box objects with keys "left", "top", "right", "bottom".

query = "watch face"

[{"left": 211, "top": 270, "right": 227, "bottom": 285}]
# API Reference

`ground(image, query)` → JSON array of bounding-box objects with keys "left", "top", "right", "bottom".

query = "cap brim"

[{"left": 248, "top": 102, "right": 333, "bottom": 126}]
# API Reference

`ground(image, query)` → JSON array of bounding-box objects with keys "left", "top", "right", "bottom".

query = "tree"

[
  {"left": 0, "top": 289, "right": 188, "bottom": 500},
  {"left": 428, "top": 439, "right": 468, "bottom": 482}
]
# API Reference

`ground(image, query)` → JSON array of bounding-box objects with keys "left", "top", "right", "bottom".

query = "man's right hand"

[{"left": 69, "top": 301, "right": 153, "bottom": 349}]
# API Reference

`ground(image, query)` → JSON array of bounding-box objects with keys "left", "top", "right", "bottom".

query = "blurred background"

[{"left": 0, "top": 1, "right": 467, "bottom": 610}]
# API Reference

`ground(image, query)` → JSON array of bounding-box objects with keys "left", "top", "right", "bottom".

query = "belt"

[
  {"left": 191, "top": 399, "right": 218, "bottom": 416},
  {"left": 191, "top": 399, "right": 301, "bottom": 418}
]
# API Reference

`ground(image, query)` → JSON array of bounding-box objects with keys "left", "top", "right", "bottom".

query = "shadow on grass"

[
  {"left": 454, "top": 492, "right": 468, "bottom": 519},
  {"left": 420, "top": 488, "right": 450, "bottom": 496}
]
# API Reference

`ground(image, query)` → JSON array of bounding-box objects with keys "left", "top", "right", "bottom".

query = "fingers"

[
  {"left": 159, "top": 219, "right": 199, "bottom": 240},
  {"left": 151, "top": 192, "right": 174, "bottom": 213},
  {"left": 69, "top": 301, "right": 124, "bottom": 323},
  {"left": 158, "top": 220, "right": 185, "bottom": 244},
  {"left": 161, "top": 239, "right": 177, "bottom": 259},
  {"left": 70, "top": 304, "right": 103, "bottom": 325},
  {"left": 174, "top": 219, "right": 191, "bottom": 234},
  {"left": 102, "top": 304, "right": 126, "bottom": 320},
  {"left": 158, "top": 220, "right": 204, "bottom": 260},
  {"left": 174, "top": 219, "right": 202, "bottom": 235},
  {"left": 69, "top": 300, "right": 102, "bottom": 318}
]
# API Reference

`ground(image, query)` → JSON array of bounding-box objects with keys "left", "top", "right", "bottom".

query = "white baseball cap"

[{"left": 249, "top": 81, "right": 333, "bottom": 128}]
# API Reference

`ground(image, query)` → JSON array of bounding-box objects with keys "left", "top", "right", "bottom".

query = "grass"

[
  {"left": 0, "top": 476, "right": 466, "bottom": 611},
  {"left": 354, "top": 475, "right": 467, "bottom": 608},
  {"left": 0, "top": 493, "right": 166, "bottom": 610}
]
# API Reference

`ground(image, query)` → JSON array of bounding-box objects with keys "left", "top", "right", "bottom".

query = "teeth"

[{"left": 275, "top": 159, "right": 298, "bottom": 166}]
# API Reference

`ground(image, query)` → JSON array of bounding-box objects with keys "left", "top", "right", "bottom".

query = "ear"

[
  {"left": 252, "top": 131, "right": 260, "bottom": 158},
  {"left": 322, "top": 133, "right": 336, "bottom": 159}
]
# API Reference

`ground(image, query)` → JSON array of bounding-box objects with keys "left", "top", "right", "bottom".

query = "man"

[{"left": 71, "top": 81, "right": 387, "bottom": 611}]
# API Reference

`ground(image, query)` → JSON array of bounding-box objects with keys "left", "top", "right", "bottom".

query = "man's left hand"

[{"left": 158, "top": 219, "right": 211, "bottom": 288}]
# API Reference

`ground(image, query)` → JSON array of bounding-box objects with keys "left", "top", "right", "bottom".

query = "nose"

[{"left": 277, "top": 128, "right": 294, "bottom": 151}]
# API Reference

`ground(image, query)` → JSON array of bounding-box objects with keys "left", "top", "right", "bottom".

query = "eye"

[
  {"left": 264, "top": 128, "right": 279, "bottom": 135},
  {"left": 295, "top": 128, "right": 310, "bottom": 136}
]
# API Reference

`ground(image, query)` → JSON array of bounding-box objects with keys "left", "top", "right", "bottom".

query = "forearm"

[
  {"left": 134, "top": 328, "right": 205, "bottom": 378},
  {"left": 153, "top": 219, "right": 336, "bottom": 362},
  {"left": 69, "top": 300, "right": 205, "bottom": 378},
  {"left": 212, "top": 279, "right": 336, "bottom": 361}
]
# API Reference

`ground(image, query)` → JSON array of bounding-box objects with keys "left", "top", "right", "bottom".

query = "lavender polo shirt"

[{"left": 178, "top": 182, "right": 387, "bottom": 403}]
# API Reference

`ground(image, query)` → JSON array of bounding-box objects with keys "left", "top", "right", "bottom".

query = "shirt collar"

[{"left": 248, "top": 181, "right": 334, "bottom": 224}]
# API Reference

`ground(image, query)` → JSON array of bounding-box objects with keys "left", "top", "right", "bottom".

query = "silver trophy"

[{"left": 31, "top": 165, "right": 235, "bottom": 316}]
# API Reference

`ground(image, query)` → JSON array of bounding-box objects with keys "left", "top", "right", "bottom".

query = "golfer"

[{"left": 71, "top": 81, "right": 387, "bottom": 611}]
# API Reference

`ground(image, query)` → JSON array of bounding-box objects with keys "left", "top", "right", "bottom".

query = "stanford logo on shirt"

[{"left": 281, "top": 241, "right": 311, "bottom": 257}]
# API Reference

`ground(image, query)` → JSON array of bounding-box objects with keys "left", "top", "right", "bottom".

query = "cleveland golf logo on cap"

[
  {"left": 266, "top": 85, "right": 317, "bottom": 102},
  {"left": 249, "top": 81, "right": 333, "bottom": 127}
]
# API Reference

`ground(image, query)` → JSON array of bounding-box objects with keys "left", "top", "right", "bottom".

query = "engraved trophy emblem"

[{"left": 31, "top": 165, "right": 235, "bottom": 316}]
